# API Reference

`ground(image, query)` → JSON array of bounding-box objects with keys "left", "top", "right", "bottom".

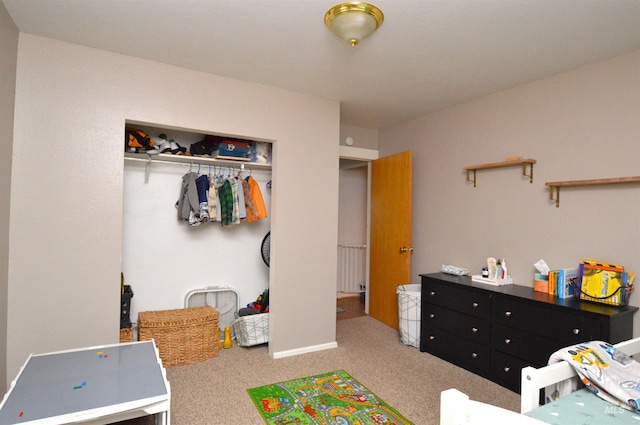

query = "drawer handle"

[
  {"left": 471, "top": 353, "right": 478, "bottom": 358},
  {"left": 471, "top": 327, "right": 478, "bottom": 333},
  {"left": 429, "top": 313, "right": 435, "bottom": 319},
  {"left": 472, "top": 302, "right": 479, "bottom": 308},
  {"left": 503, "top": 367, "right": 511, "bottom": 373},
  {"left": 573, "top": 328, "right": 580, "bottom": 335},
  {"left": 430, "top": 291, "right": 436, "bottom": 296},
  {"left": 505, "top": 311, "right": 512, "bottom": 317},
  {"left": 429, "top": 335, "right": 435, "bottom": 340},
  {"left": 504, "top": 338, "right": 511, "bottom": 344}
]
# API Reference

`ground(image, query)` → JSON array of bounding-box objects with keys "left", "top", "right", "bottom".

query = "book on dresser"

[
  {"left": 547, "top": 270, "right": 555, "bottom": 295},
  {"left": 555, "top": 267, "right": 579, "bottom": 299}
]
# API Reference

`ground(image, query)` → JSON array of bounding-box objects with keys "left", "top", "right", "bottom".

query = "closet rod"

[{"left": 124, "top": 153, "right": 271, "bottom": 183}]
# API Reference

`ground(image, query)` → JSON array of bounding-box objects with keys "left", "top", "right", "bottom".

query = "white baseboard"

[{"left": 272, "top": 341, "right": 338, "bottom": 359}]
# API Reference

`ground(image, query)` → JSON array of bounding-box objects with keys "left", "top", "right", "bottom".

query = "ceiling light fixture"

[{"left": 324, "top": 2, "right": 384, "bottom": 47}]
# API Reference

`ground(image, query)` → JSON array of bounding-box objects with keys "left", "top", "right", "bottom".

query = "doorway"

[
  {"left": 337, "top": 151, "right": 413, "bottom": 328},
  {"left": 337, "top": 159, "right": 368, "bottom": 319}
]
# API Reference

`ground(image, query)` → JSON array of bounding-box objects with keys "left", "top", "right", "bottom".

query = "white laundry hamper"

[{"left": 397, "top": 283, "right": 421, "bottom": 348}]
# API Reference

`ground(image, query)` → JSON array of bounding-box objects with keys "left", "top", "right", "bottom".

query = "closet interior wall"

[{"left": 122, "top": 125, "right": 271, "bottom": 326}]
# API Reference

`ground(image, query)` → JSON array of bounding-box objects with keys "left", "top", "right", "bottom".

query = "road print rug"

[{"left": 247, "top": 370, "right": 414, "bottom": 424}]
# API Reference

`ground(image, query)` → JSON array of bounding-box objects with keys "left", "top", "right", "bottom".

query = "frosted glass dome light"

[{"left": 324, "top": 2, "right": 384, "bottom": 47}]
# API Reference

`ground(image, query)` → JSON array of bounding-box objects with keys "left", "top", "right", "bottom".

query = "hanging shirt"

[
  {"left": 218, "top": 179, "right": 234, "bottom": 226},
  {"left": 235, "top": 176, "right": 247, "bottom": 220},
  {"left": 215, "top": 177, "right": 222, "bottom": 223},
  {"left": 246, "top": 176, "right": 268, "bottom": 222},
  {"left": 229, "top": 177, "right": 241, "bottom": 225},
  {"left": 195, "top": 175, "right": 210, "bottom": 223},
  {"left": 242, "top": 178, "right": 258, "bottom": 220},
  {"left": 207, "top": 175, "right": 218, "bottom": 222},
  {"left": 177, "top": 172, "right": 200, "bottom": 222}
]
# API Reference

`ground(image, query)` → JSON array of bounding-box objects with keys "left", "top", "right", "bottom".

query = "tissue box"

[{"left": 534, "top": 273, "right": 548, "bottom": 293}]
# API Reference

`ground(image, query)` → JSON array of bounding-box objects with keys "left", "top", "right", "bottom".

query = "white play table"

[{"left": 0, "top": 340, "right": 170, "bottom": 424}]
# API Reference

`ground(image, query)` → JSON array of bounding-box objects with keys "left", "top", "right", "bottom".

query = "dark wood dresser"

[{"left": 420, "top": 272, "right": 638, "bottom": 393}]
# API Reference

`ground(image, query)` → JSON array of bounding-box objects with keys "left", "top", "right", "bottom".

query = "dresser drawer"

[
  {"left": 422, "top": 327, "right": 490, "bottom": 376},
  {"left": 491, "top": 350, "right": 532, "bottom": 393},
  {"left": 423, "top": 279, "right": 491, "bottom": 320},
  {"left": 424, "top": 304, "right": 490, "bottom": 345},
  {"left": 492, "top": 296, "right": 601, "bottom": 343},
  {"left": 492, "top": 324, "right": 565, "bottom": 366}
]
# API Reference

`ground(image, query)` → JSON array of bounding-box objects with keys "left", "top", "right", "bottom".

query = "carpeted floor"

[{"left": 124, "top": 315, "right": 519, "bottom": 425}]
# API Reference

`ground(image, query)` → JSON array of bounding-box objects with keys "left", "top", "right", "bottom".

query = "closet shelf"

[
  {"left": 464, "top": 158, "right": 536, "bottom": 187},
  {"left": 125, "top": 152, "right": 271, "bottom": 169},
  {"left": 124, "top": 152, "right": 271, "bottom": 183},
  {"left": 545, "top": 176, "right": 640, "bottom": 208}
]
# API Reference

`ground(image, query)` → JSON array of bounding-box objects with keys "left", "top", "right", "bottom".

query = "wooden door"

[{"left": 369, "top": 151, "right": 413, "bottom": 329}]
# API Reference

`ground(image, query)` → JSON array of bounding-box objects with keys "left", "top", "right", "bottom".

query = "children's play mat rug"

[{"left": 247, "top": 370, "right": 414, "bottom": 424}]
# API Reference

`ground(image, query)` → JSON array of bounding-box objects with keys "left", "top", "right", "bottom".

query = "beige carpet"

[{"left": 118, "top": 315, "right": 520, "bottom": 425}]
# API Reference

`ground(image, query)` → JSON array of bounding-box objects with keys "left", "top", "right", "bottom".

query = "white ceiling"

[{"left": 4, "top": 0, "right": 640, "bottom": 129}]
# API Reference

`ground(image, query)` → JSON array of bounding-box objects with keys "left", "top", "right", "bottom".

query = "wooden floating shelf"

[
  {"left": 464, "top": 159, "right": 537, "bottom": 187},
  {"left": 546, "top": 176, "right": 640, "bottom": 207}
]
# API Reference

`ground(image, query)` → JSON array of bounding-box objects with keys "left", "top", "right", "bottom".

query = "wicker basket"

[
  {"left": 119, "top": 327, "right": 133, "bottom": 343},
  {"left": 138, "top": 306, "right": 219, "bottom": 367}
]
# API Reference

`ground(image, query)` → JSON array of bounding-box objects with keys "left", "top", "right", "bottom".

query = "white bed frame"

[
  {"left": 440, "top": 336, "right": 640, "bottom": 425},
  {"left": 520, "top": 336, "right": 640, "bottom": 413},
  {"left": 440, "top": 389, "right": 547, "bottom": 425}
]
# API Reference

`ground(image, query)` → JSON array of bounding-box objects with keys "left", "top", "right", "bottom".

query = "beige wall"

[
  {"left": 0, "top": 1, "right": 18, "bottom": 394},
  {"left": 380, "top": 50, "right": 640, "bottom": 334},
  {"left": 7, "top": 34, "right": 340, "bottom": 382},
  {"left": 340, "top": 124, "right": 378, "bottom": 149}
]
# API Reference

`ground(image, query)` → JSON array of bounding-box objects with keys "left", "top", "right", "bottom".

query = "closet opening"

[{"left": 121, "top": 122, "right": 273, "bottom": 346}]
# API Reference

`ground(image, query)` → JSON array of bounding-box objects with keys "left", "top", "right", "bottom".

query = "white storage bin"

[
  {"left": 397, "top": 283, "right": 421, "bottom": 348},
  {"left": 233, "top": 313, "right": 269, "bottom": 346}
]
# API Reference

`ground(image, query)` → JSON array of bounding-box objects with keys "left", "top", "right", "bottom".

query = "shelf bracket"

[
  {"left": 522, "top": 163, "right": 534, "bottom": 183},
  {"left": 549, "top": 186, "right": 560, "bottom": 208},
  {"left": 145, "top": 157, "right": 152, "bottom": 184},
  {"left": 466, "top": 169, "right": 477, "bottom": 188}
]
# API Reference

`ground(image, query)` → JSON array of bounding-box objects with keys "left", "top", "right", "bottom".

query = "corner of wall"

[{"left": 0, "top": 0, "right": 19, "bottom": 393}]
